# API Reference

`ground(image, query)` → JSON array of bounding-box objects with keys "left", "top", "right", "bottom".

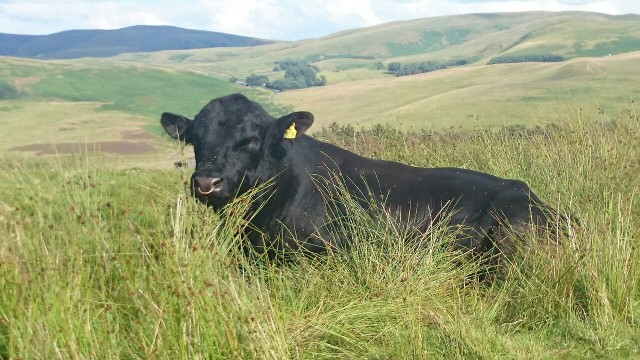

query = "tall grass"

[{"left": 1, "top": 108, "right": 639, "bottom": 358}]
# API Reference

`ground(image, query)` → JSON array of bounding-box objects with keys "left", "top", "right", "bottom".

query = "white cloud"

[
  {"left": 0, "top": 0, "right": 639, "bottom": 38},
  {"left": 198, "top": 0, "right": 288, "bottom": 38},
  {"left": 88, "top": 4, "right": 166, "bottom": 29},
  {"left": 324, "top": 0, "right": 381, "bottom": 25},
  {"left": 0, "top": 0, "right": 169, "bottom": 33},
  {"left": 196, "top": 0, "right": 382, "bottom": 40}
]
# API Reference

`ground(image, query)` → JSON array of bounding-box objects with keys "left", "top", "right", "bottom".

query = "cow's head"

[{"left": 161, "top": 93, "right": 313, "bottom": 207}]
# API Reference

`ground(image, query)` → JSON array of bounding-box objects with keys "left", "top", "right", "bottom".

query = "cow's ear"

[
  {"left": 161, "top": 112, "right": 193, "bottom": 141},
  {"left": 275, "top": 111, "right": 314, "bottom": 140}
]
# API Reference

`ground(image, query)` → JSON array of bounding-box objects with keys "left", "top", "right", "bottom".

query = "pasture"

[{"left": 1, "top": 109, "right": 639, "bottom": 358}]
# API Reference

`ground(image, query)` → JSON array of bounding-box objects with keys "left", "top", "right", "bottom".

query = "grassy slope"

[
  {"left": 275, "top": 52, "right": 640, "bottom": 131},
  {"left": 0, "top": 99, "right": 185, "bottom": 168},
  {"left": 0, "top": 100, "right": 150, "bottom": 147},
  {"left": 0, "top": 57, "right": 283, "bottom": 122},
  {"left": 0, "top": 57, "right": 283, "bottom": 164},
  {"left": 1, "top": 111, "right": 638, "bottom": 358},
  {"left": 501, "top": 17, "right": 640, "bottom": 58}
]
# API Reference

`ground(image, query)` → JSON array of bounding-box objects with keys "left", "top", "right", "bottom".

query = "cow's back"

[{"left": 298, "top": 138, "right": 551, "bottom": 253}]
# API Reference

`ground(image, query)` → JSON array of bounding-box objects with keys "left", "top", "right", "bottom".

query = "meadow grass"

[{"left": 0, "top": 109, "right": 639, "bottom": 359}]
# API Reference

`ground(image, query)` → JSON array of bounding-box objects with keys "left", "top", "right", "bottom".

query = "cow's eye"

[{"left": 235, "top": 136, "right": 260, "bottom": 150}]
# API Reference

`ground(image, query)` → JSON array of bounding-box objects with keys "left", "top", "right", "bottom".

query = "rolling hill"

[
  {"left": 120, "top": 11, "right": 640, "bottom": 78},
  {"left": 0, "top": 25, "right": 275, "bottom": 59}
]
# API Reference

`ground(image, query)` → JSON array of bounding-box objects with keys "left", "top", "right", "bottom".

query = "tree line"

[
  {"left": 387, "top": 58, "right": 471, "bottom": 77},
  {"left": 232, "top": 61, "right": 326, "bottom": 91},
  {"left": 487, "top": 54, "right": 565, "bottom": 65}
]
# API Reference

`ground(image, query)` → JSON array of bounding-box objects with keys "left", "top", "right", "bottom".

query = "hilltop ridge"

[{"left": 0, "top": 25, "right": 275, "bottom": 59}]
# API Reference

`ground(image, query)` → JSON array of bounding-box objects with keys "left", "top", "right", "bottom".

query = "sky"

[{"left": 1, "top": 0, "right": 639, "bottom": 40}]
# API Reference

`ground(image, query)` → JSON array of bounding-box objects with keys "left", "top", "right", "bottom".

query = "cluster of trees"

[
  {"left": 272, "top": 60, "right": 307, "bottom": 72},
  {"left": 488, "top": 54, "right": 565, "bottom": 65},
  {"left": 232, "top": 61, "right": 327, "bottom": 91},
  {"left": 244, "top": 74, "right": 269, "bottom": 87},
  {"left": 387, "top": 58, "right": 470, "bottom": 77},
  {"left": 267, "top": 61, "right": 326, "bottom": 91}
]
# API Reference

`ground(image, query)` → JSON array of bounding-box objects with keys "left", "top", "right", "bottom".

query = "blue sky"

[{"left": 1, "top": 0, "right": 639, "bottom": 40}]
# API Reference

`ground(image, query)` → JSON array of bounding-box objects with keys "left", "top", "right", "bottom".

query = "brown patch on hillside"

[
  {"left": 10, "top": 141, "right": 155, "bottom": 155},
  {"left": 121, "top": 129, "right": 156, "bottom": 141},
  {"left": 396, "top": 31, "right": 422, "bottom": 44},
  {"left": 12, "top": 76, "right": 43, "bottom": 94}
]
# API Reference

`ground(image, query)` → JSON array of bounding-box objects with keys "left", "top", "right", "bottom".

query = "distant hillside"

[
  {"left": 128, "top": 11, "right": 640, "bottom": 80},
  {"left": 275, "top": 51, "right": 640, "bottom": 131},
  {"left": 0, "top": 25, "right": 275, "bottom": 59},
  {"left": 306, "top": 11, "right": 640, "bottom": 61}
]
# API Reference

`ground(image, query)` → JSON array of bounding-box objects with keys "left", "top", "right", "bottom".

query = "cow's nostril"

[
  {"left": 211, "top": 177, "right": 223, "bottom": 189},
  {"left": 194, "top": 176, "right": 224, "bottom": 195}
]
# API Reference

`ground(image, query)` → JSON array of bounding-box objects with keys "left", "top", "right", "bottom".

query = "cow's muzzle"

[{"left": 193, "top": 175, "right": 224, "bottom": 196}]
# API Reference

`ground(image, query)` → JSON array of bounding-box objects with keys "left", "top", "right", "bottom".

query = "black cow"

[{"left": 161, "top": 94, "right": 551, "bottom": 259}]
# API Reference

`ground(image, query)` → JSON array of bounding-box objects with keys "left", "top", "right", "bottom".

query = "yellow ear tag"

[{"left": 283, "top": 123, "right": 297, "bottom": 139}]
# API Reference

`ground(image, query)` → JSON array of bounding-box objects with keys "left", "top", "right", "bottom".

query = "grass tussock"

[{"left": 1, "top": 109, "right": 639, "bottom": 358}]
